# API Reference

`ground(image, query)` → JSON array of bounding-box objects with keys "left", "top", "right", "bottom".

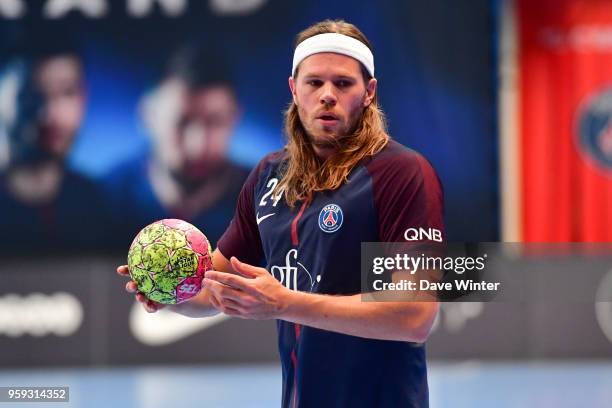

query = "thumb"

[{"left": 231, "top": 256, "right": 261, "bottom": 278}]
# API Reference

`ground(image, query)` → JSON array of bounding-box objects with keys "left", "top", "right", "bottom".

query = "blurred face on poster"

[
  {"left": 178, "top": 83, "right": 239, "bottom": 180},
  {"left": 34, "top": 55, "right": 86, "bottom": 159},
  {"left": 0, "top": 54, "right": 86, "bottom": 166},
  {"left": 142, "top": 78, "right": 239, "bottom": 183}
]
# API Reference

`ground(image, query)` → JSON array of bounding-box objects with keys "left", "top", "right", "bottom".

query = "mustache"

[{"left": 314, "top": 108, "right": 340, "bottom": 119}]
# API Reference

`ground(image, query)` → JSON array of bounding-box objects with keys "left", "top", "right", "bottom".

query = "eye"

[
  {"left": 336, "top": 79, "right": 352, "bottom": 88},
  {"left": 307, "top": 79, "right": 322, "bottom": 87}
]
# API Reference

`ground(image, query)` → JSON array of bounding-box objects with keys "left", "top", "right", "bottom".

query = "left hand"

[{"left": 203, "top": 257, "right": 291, "bottom": 320}]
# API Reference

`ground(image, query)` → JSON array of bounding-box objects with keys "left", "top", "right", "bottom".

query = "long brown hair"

[{"left": 278, "top": 19, "right": 389, "bottom": 207}]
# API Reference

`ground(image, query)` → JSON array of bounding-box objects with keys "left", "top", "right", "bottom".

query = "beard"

[
  {"left": 298, "top": 108, "right": 361, "bottom": 151},
  {"left": 309, "top": 134, "right": 340, "bottom": 149},
  {"left": 304, "top": 119, "right": 361, "bottom": 151}
]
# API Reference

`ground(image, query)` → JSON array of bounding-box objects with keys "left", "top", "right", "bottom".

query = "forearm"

[{"left": 281, "top": 291, "right": 438, "bottom": 343}]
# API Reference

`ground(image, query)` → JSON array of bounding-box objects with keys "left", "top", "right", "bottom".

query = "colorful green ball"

[{"left": 127, "top": 219, "right": 213, "bottom": 304}]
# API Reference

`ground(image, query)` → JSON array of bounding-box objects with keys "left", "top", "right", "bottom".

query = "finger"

[
  {"left": 204, "top": 278, "right": 252, "bottom": 304},
  {"left": 220, "top": 304, "right": 242, "bottom": 316},
  {"left": 205, "top": 271, "right": 258, "bottom": 297},
  {"left": 117, "top": 265, "right": 130, "bottom": 276},
  {"left": 230, "top": 257, "right": 263, "bottom": 278},
  {"left": 210, "top": 293, "right": 243, "bottom": 316},
  {"left": 209, "top": 293, "right": 221, "bottom": 309},
  {"left": 144, "top": 302, "right": 157, "bottom": 313},
  {"left": 125, "top": 281, "right": 138, "bottom": 293},
  {"left": 219, "top": 296, "right": 243, "bottom": 310},
  {"left": 144, "top": 299, "right": 163, "bottom": 313}
]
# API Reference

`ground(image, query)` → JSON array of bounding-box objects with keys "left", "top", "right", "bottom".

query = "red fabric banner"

[{"left": 519, "top": 0, "right": 612, "bottom": 241}]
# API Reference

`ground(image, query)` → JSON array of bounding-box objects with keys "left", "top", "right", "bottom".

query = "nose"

[{"left": 319, "top": 82, "right": 337, "bottom": 106}]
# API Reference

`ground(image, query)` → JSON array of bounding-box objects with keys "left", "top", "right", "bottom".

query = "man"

[
  {"left": 105, "top": 47, "right": 249, "bottom": 248},
  {"left": 0, "top": 44, "right": 107, "bottom": 251},
  {"left": 118, "top": 20, "right": 444, "bottom": 407}
]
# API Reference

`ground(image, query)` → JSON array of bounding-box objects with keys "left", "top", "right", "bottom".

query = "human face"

[
  {"left": 176, "top": 85, "right": 239, "bottom": 180},
  {"left": 35, "top": 56, "right": 85, "bottom": 158},
  {"left": 289, "top": 52, "right": 376, "bottom": 155}
]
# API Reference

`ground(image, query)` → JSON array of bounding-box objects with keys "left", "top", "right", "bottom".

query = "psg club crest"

[
  {"left": 318, "top": 204, "right": 343, "bottom": 233},
  {"left": 577, "top": 87, "right": 612, "bottom": 171}
]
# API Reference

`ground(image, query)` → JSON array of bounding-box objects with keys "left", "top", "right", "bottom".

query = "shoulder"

[
  {"left": 248, "top": 148, "right": 288, "bottom": 182},
  {"left": 255, "top": 149, "right": 287, "bottom": 171},
  {"left": 364, "top": 140, "right": 445, "bottom": 241},
  {"left": 364, "top": 139, "right": 440, "bottom": 186},
  {"left": 236, "top": 149, "right": 288, "bottom": 198}
]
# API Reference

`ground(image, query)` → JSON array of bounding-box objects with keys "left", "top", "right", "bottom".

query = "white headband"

[{"left": 292, "top": 33, "right": 374, "bottom": 77}]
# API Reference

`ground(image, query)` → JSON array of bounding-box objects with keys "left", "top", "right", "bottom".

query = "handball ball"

[{"left": 127, "top": 219, "right": 213, "bottom": 304}]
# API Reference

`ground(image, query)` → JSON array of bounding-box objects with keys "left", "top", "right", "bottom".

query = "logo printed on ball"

[
  {"left": 178, "top": 284, "right": 199, "bottom": 294},
  {"left": 318, "top": 204, "right": 344, "bottom": 233}
]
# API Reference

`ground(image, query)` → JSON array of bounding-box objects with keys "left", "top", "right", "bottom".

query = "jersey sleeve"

[
  {"left": 216, "top": 160, "right": 266, "bottom": 265},
  {"left": 367, "top": 149, "right": 445, "bottom": 243}
]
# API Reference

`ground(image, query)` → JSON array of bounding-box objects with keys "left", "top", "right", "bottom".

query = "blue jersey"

[{"left": 218, "top": 140, "right": 445, "bottom": 407}]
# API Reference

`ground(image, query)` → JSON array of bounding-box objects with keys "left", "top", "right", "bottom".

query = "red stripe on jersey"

[
  {"left": 291, "top": 199, "right": 310, "bottom": 246},
  {"left": 295, "top": 323, "right": 301, "bottom": 339},
  {"left": 290, "top": 196, "right": 308, "bottom": 405},
  {"left": 290, "top": 323, "right": 302, "bottom": 408}
]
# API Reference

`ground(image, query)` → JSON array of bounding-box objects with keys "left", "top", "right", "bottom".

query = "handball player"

[{"left": 118, "top": 19, "right": 444, "bottom": 407}]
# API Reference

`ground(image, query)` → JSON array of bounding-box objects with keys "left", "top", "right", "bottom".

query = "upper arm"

[
  {"left": 369, "top": 152, "right": 445, "bottom": 243},
  {"left": 368, "top": 150, "right": 445, "bottom": 309},
  {"left": 216, "top": 160, "right": 266, "bottom": 266}
]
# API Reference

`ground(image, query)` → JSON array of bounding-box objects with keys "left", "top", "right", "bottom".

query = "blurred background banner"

[
  {"left": 0, "top": 0, "right": 498, "bottom": 252},
  {"left": 517, "top": 0, "right": 612, "bottom": 242}
]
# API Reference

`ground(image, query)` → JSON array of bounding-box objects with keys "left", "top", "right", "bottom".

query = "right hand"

[{"left": 116, "top": 265, "right": 165, "bottom": 313}]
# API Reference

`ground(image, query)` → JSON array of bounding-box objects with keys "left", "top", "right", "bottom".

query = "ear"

[
  {"left": 364, "top": 78, "right": 377, "bottom": 107},
  {"left": 289, "top": 76, "right": 298, "bottom": 106}
]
